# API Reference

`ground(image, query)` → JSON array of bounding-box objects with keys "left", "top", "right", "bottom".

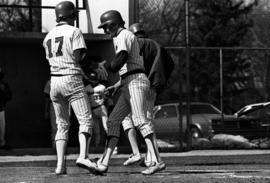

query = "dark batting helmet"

[
  {"left": 98, "top": 10, "right": 125, "bottom": 29},
  {"left": 129, "top": 23, "right": 147, "bottom": 37},
  {"left": 55, "top": 1, "right": 79, "bottom": 23}
]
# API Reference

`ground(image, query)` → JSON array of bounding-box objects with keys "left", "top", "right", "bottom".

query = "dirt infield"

[{"left": 0, "top": 151, "right": 270, "bottom": 183}]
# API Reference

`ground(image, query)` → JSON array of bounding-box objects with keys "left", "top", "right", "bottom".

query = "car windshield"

[
  {"left": 188, "top": 104, "right": 221, "bottom": 114},
  {"left": 235, "top": 102, "right": 270, "bottom": 117},
  {"left": 154, "top": 103, "right": 222, "bottom": 118}
]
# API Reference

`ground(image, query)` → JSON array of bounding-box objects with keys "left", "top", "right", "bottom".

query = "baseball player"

[
  {"left": 42, "top": 1, "right": 107, "bottom": 175},
  {"left": 95, "top": 10, "right": 166, "bottom": 175},
  {"left": 82, "top": 67, "right": 118, "bottom": 154},
  {"left": 84, "top": 71, "right": 107, "bottom": 144},
  {"left": 120, "top": 23, "right": 163, "bottom": 167}
]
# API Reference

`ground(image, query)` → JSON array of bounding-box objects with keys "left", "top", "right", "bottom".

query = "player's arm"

[
  {"left": 107, "top": 50, "right": 128, "bottom": 73},
  {"left": 74, "top": 48, "right": 86, "bottom": 63},
  {"left": 113, "top": 80, "right": 121, "bottom": 89},
  {"left": 72, "top": 29, "right": 87, "bottom": 63},
  {"left": 105, "top": 80, "right": 121, "bottom": 96}
]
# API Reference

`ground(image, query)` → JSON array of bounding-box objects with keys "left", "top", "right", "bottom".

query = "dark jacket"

[{"left": 137, "top": 37, "right": 174, "bottom": 94}]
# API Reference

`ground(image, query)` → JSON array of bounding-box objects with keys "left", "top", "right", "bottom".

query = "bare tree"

[
  {"left": 0, "top": 0, "right": 41, "bottom": 32},
  {"left": 139, "top": 0, "right": 185, "bottom": 46}
]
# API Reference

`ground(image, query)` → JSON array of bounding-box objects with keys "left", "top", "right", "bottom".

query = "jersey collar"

[
  {"left": 56, "top": 22, "right": 69, "bottom": 26},
  {"left": 116, "top": 27, "right": 125, "bottom": 36}
]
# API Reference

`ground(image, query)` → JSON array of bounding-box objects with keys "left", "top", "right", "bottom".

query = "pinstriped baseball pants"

[
  {"left": 50, "top": 75, "right": 93, "bottom": 141},
  {"left": 122, "top": 88, "right": 156, "bottom": 131},
  {"left": 107, "top": 73, "right": 154, "bottom": 138}
]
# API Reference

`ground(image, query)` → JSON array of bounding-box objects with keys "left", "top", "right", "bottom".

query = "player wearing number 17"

[{"left": 42, "top": 1, "right": 107, "bottom": 175}]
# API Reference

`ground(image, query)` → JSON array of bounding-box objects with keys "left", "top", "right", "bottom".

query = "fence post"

[
  {"left": 219, "top": 49, "right": 224, "bottom": 123},
  {"left": 184, "top": 0, "right": 191, "bottom": 151},
  {"left": 178, "top": 50, "right": 183, "bottom": 151},
  {"left": 29, "top": 0, "right": 33, "bottom": 31}
]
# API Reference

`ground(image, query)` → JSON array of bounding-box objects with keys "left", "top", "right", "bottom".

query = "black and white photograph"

[{"left": 0, "top": 0, "right": 270, "bottom": 182}]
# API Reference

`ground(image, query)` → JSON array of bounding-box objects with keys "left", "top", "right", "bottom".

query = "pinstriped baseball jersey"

[
  {"left": 43, "top": 24, "right": 86, "bottom": 75},
  {"left": 113, "top": 29, "right": 144, "bottom": 76}
]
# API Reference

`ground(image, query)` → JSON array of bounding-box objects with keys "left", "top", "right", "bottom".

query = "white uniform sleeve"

[
  {"left": 115, "top": 30, "right": 132, "bottom": 54},
  {"left": 93, "top": 84, "right": 106, "bottom": 93},
  {"left": 72, "top": 29, "right": 87, "bottom": 51}
]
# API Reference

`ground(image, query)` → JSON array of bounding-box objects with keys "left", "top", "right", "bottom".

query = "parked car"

[
  {"left": 234, "top": 102, "right": 270, "bottom": 125},
  {"left": 152, "top": 102, "right": 268, "bottom": 141},
  {"left": 233, "top": 102, "right": 270, "bottom": 137}
]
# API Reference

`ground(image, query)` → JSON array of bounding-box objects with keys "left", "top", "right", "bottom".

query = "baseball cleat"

[
  {"left": 55, "top": 165, "right": 67, "bottom": 175},
  {"left": 141, "top": 161, "right": 166, "bottom": 175},
  {"left": 123, "top": 154, "right": 141, "bottom": 166},
  {"left": 76, "top": 158, "right": 98, "bottom": 174},
  {"left": 91, "top": 157, "right": 108, "bottom": 175},
  {"left": 95, "top": 162, "right": 108, "bottom": 175}
]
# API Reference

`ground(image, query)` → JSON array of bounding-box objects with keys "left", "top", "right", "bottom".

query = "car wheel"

[{"left": 191, "top": 127, "right": 202, "bottom": 139}]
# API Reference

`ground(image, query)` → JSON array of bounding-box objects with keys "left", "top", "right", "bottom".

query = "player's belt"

[
  {"left": 120, "top": 69, "right": 145, "bottom": 80},
  {"left": 50, "top": 74, "right": 81, "bottom": 77}
]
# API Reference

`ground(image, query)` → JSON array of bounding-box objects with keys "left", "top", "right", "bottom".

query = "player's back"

[{"left": 43, "top": 24, "right": 85, "bottom": 75}]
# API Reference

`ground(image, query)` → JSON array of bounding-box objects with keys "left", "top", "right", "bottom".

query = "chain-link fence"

[
  {"left": 164, "top": 47, "right": 270, "bottom": 113},
  {"left": 136, "top": 0, "right": 270, "bottom": 149},
  {"left": 155, "top": 47, "right": 270, "bottom": 150}
]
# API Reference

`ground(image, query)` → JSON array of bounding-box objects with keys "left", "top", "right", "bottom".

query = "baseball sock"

[
  {"left": 56, "top": 139, "right": 67, "bottom": 167},
  {"left": 102, "top": 136, "right": 118, "bottom": 165},
  {"left": 125, "top": 128, "right": 140, "bottom": 156},
  {"left": 79, "top": 132, "right": 91, "bottom": 159}
]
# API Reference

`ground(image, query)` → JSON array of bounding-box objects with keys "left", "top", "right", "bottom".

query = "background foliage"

[
  {"left": 0, "top": 0, "right": 40, "bottom": 32},
  {"left": 138, "top": 0, "right": 270, "bottom": 114},
  {"left": 1, "top": 0, "right": 270, "bottom": 114}
]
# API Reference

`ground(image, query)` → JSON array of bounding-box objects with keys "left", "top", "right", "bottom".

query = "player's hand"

[
  {"left": 95, "top": 60, "right": 108, "bottom": 80},
  {"left": 105, "top": 85, "right": 115, "bottom": 96},
  {"left": 85, "top": 85, "right": 93, "bottom": 93}
]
